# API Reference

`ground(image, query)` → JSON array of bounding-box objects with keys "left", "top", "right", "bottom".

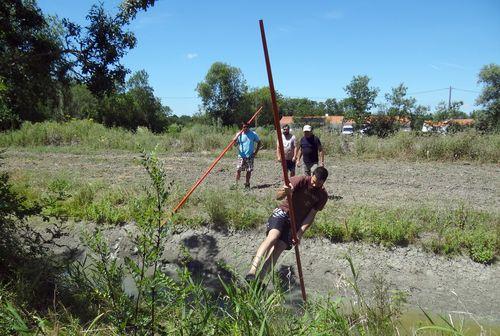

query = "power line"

[
  {"left": 158, "top": 96, "right": 198, "bottom": 99},
  {"left": 453, "top": 87, "right": 481, "bottom": 94},
  {"left": 408, "top": 88, "right": 449, "bottom": 95},
  {"left": 157, "top": 87, "right": 480, "bottom": 101}
]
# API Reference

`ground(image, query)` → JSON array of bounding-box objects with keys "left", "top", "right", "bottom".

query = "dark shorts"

[
  {"left": 303, "top": 162, "right": 318, "bottom": 176},
  {"left": 285, "top": 159, "right": 296, "bottom": 173},
  {"left": 265, "top": 208, "right": 297, "bottom": 250}
]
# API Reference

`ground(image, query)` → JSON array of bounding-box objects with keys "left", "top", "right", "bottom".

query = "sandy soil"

[{"left": 4, "top": 149, "right": 500, "bottom": 323}]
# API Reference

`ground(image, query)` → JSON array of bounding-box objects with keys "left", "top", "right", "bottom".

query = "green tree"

[
  {"left": 0, "top": 1, "right": 151, "bottom": 129},
  {"left": 63, "top": 84, "right": 99, "bottom": 120},
  {"left": 241, "top": 87, "right": 284, "bottom": 126},
  {"left": 410, "top": 105, "right": 431, "bottom": 130},
  {"left": 126, "top": 70, "right": 171, "bottom": 132},
  {"left": 95, "top": 70, "right": 171, "bottom": 131},
  {"left": 0, "top": 0, "right": 70, "bottom": 127},
  {"left": 63, "top": 3, "right": 136, "bottom": 96},
  {"left": 280, "top": 97, "right": 320, "bottom": 117},
  {"left": 475, "top": 63, "right": 500, "bottom": 131},
  {"left": 432, "top": 101, "right": 467, "bottom": 121},
  {"left": 385, "top": 83, "right": 416, "bottom": 118},
  {"left": 196, "top": 62, "right": 248, "bottom": 126},
  {"left": 324, "top": 98, "right": 345, "bottom": 116},
  {"left": 343, "top": 75, "right": 379, "bottom": 125},
  {"left": 0, "top": 79, "right": 17, "bottom": 130},
  {"left": 119, "top": 0, "right": 157, "bottom": 21}
]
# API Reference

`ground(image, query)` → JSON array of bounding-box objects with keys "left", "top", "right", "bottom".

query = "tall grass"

[
  {"left": 319, "top": 130, "right": 500, "bottom": 163},
  {"left": 1, "top": 120, "right": 498, "bottom": 162}
]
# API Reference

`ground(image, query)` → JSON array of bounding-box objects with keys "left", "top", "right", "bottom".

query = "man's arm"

[
  {"left": 276, "top": 183, "right": 292, "bottom": 200},
  {"left": 254, "top": 139, "right": 261, "bottom": 156},
  {"left": 276, "top": 141, "right": 281, "bottom": 161},
  {"left": 297, "top": 208, "right": 318, "bottom": 239},
  {"left": 296, "top": 146, "right": 302, "bottom": 166}
]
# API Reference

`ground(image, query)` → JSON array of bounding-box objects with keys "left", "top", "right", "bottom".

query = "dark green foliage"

[
  {"left": 364, "top": 115, "right": 401, "bottom": 138},
  {"left": 343, "top": 75, "right": 380, "bottom": 125},
  {"left": 0, "top": 0, "right": 69, "bottom": 128},
  {"left": 432, "top": 101, "right": 468, "bottom": 121},
  {"left": 63, "top": 4, "right": 136, "bottom": 97},
  {"left": 0, "top": 0, "right": 156, "bottom": 130},
  {"left": 475, "top": 63, "right": 500, "bottom": 132},
  {"left": 385, "top": 83, "right": 416, "bottom": 118}
]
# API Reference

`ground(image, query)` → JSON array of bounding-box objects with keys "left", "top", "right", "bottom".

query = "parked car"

[
  {"left": 359, "top": 125, "right": 372, "bottom": 135},
  {"left": 341, "top": 124, "right": 354, "bottom": 135}
]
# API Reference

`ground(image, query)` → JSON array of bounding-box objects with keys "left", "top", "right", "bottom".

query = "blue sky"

[{"left": 38, "top": 0, "right": 500, "bottom": 116}]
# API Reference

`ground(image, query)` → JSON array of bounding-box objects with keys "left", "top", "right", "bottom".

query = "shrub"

[{"left": 468, "top": 229, "right": 496, "bottom": 264}]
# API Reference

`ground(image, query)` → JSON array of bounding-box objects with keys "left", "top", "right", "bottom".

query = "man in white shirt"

[{"left": 276, "top": 124, "right": 296, "bottom": 178}]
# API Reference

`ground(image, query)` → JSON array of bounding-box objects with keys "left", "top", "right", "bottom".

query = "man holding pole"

[
  {"left": 234, "top": 123, "right": 261, "bottom": 189},
  {"left": 246, "top": 166, "right": 329, "bottom": 282}
]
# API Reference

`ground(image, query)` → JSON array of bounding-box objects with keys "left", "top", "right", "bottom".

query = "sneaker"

[
  {"left": 244, "top": 274, "right": 266, "bottom": 291},
  {"left": 244, "top": 183, "right": 250, "bottom": 190},
  {"left": 245, "top": 274, "right": 256, "bottom": 282}
]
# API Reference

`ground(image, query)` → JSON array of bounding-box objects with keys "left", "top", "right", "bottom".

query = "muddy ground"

[{"left": 4, "top": 149, "right": 500, "bottom": 323}]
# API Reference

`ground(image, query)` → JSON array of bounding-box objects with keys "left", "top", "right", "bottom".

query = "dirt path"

[{"left": 5, "top": 149, "right": 500, "bottom": 322}]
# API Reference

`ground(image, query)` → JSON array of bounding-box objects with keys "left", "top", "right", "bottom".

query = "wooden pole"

[{"left": 259, "top": 19, "right": 307, "bottom": 302}]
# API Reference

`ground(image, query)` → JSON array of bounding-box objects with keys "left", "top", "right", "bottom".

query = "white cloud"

[
  {"left": 324, "top": 10, "right": 343, "bottom": 20},
  {"left": 430, "top": 64, "right": 441, "bottom": 70},
  {"left": 186, "top": 53, "right": 198, "bottom": 60},
  {"left": 440, "top": 62, "right": 466, "bottom": 70}
]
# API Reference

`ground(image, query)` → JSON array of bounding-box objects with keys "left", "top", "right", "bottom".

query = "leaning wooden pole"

[
  {"left": 259, "top": 19, "right": 307, "bottom": 302},
  {"left": 171, "top": 106, "right": 264, "bottom": 214}
]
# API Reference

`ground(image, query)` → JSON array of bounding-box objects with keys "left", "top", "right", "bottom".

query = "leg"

[
  {"left": 259, "top": 239, "right": 288, "bottom": 280},
  {"left": 236, "top": 157, "right": 245, "bottom": 183},
  {"left": 248, "top": 229, "right": 281, "bottom": 276},
  {"left": 245, "top": 171, "right": 251, "bottom": 186},
  {"left": 303, "top": 163, "right": 311, "bottom": 176}
]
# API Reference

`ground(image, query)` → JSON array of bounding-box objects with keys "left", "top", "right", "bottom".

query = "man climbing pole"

[{"left": 246, "top": 166, "right": 329, "bottom": 283}]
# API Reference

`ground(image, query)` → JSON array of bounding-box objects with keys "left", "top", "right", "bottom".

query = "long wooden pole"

[
  {"left": 259, "top": 19, "right": 307, "bottom": 302},
  {"left": 171, "top": 106, "right": 264, "bottom": 214}
]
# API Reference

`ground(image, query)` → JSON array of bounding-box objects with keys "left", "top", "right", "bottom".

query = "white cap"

[{"left": 303, "top": 125, "right": 312, "bottom": 132}]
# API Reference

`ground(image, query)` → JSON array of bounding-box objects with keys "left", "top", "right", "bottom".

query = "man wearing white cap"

[{"left": 296, "top": 124, "right": 324, "bottom": 176}]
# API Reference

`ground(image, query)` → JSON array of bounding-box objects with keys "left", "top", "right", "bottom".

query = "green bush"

[{"left": 468, "top": 229, "right": 496, "bottom": 264}]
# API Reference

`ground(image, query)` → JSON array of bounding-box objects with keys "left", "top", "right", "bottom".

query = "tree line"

[
  {"left": 1, "top": 1, "right": 498, "bottom": 134},
  {"left": 197, "top": 62, "right": 499, "bottom": 132}
]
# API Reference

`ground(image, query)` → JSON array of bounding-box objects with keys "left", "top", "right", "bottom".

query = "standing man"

[
  {"left": 276, "top": 124, "right": 296, "bottom": 178},
  {"left": 234, "top": 123, "right": 261, "bottom": 189},
  {"left": 246, "top": 166, "right": 329, "bottom": 282},
  {"left": 296, "top": 125, "right": 325, "bottom": 176}
]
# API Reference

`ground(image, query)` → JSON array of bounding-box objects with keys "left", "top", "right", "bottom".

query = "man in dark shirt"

[
  {"left": 296, "top": 125, "right": 325, "bottom": 176},
  {"left": 246, "top": 166, "right": 329, "bottom": 282}
]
